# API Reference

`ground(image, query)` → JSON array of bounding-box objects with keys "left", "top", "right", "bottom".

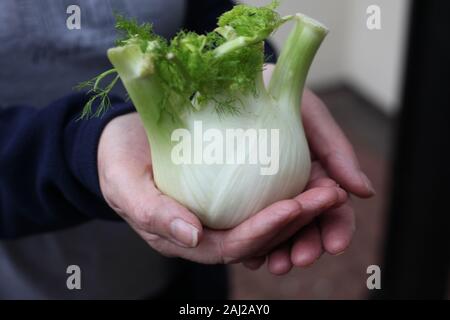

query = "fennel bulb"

[{"left": 79, "top": 2, "right": 328, "bottom": 229}]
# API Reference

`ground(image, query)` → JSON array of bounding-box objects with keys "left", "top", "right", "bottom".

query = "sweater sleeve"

[
  {"left": 0, "top": 93, "right": 135, "bottom": 238},
  {"left": 184, "top": 0, "right": 278, "bottom": 63}
]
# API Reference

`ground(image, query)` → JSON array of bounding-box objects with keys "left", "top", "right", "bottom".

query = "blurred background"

[
  {"left": 1, "top": 0, "right": 446, "bottom": 301},
  {"left": 230, "top": 0, "right": 449, "bottom": 299}
]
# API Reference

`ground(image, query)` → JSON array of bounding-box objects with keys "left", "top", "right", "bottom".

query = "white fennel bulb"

[{"left": 79, "top": 2, "right": 328, "bottom": 229}]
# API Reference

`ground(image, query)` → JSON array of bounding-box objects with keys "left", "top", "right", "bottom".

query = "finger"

[
  {"left": 255, "top": 186, "right": 344, "bottom": 257},
  {"left": 263, "top": 165, "right": 344, "bottom": 268},
  {"left": 291, "top": 223, "right": 323, "bottom": 267},
  {"left": 307, "top": 162, "right": 348, "bottom": 205},
  {"left": 149, "top": 199, "right": 303, "bottom": 265},
  {"left": 112, "top": 173, "right": 203, "bottom": 249},
  {"left": 291, "top": 186, "right": 344, "bottom": 225},
  {"left": 267, "top": 243, "right": 293, "bottom": 275},
  {"left": 138, "top": 227, "right": 225, "bottom": 264},
  {"left": 242, "top": 257, "right": 266, "bottom": 270},
  {"left": 301, "top": 89, "right": 375, "bottom": 198},
  {"left": 255, "top": 163, "right": 346, "bottom": 260},
  {"left": 222, "top": 199, "right": 302, "bottom": 262},
  {"left": 319, "top": 202, "right": 355, "bottom": 255},
  {"left": 137, "top": 194, "right": 203, "bottom": 248}
]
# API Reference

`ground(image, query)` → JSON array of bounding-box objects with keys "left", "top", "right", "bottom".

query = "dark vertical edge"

[{"left": 372, "top": 0, "right": 450, "bottom": 299}]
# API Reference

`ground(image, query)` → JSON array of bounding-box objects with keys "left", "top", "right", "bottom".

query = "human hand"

[
  {"left": 240, "top": 65, "right": 375, "bottom": 274},
  {"left": 97, "top": 112, "right": 348, "bottom": 264},
  {"left": 242, "top": 158, "right": 358, "bottom": 274}
]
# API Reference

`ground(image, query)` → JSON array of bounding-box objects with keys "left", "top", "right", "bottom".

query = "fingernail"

[
  {"left": 332, "top": 250, "right": 346, "bottom": 256},
  {"left": 170, "top": 219, "right": 199, "bottom": 248},
  {"left": 360, "top": 172, "right": 376, "bottom": 196}
]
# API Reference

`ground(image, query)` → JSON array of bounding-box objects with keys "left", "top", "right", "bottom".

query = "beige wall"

[{"left": 241, "top": 0, "right": 411, "bottom": 115}]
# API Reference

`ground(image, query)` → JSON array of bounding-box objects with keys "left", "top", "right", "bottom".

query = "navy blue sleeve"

[
  {"left": 184, "top": 0, "right": 278, "bottom": 63},
  {"left": 0, "top": 93, "right": 135, "bottom": 238}
]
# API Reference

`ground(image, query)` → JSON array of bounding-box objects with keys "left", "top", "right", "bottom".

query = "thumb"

[
  {"left": 97, "top": 112, "right": 203, "bottom": 248},
  {"left": 111, "top": 178, "right": 203, "bottom": 248}
]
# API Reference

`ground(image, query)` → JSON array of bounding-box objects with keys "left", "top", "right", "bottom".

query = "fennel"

[{"left": 78, "top": 2, "right": 328, "bottom": 229}]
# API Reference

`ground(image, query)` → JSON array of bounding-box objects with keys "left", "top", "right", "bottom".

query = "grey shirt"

[{"left": 0, "top": 0, "right": 185, "bottom": 299}]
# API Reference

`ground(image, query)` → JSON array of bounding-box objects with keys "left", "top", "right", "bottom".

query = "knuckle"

[
  {"left": 215, "top": 237, "right": 237, "bottom": 264},
  {"left": 134, "top": 203, "right": 157, "bottom": 232},
  {"left": 131, "top": 196, "right": 170, "bottom": 234},
  {"left": 332, "top": 187, "right": 341, "bottom": 203},
  {"left": 145, "top": 233, "right": 161, "bottom": 242},
  {"left": 101, "top": 165, "right": 123, "bottom": 187},
  {"left": 274, "top": 199, "right": 302, "bottom": 217},
  {"left": 217, "top": 240, "right": 227, "bottom": 264},
  {"left": 318, "top": 187, "right": 340, "bottom": 210}
]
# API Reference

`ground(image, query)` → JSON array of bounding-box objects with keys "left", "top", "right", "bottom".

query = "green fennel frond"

[
  {"left": 75, "top": 68, "right": 119, "bottom": 119},
  {"left": 217, "top": 0, "right": 282, "bottom": 39},
  {"left": 114, "top": 13, "right": 157, "bottom": 52},
  {"left": 78, "top": 2, "right": 290, "bottom": 119}
]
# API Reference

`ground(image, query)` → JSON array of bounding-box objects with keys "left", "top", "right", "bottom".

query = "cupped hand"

[
  {"left": 241, "top": 64, "right": 375, "bottom": 274},
  {"left": 97, "top": 112, "right": 348, "bottom": 265},
  {"left": 242, "top": 160, "right": 356, "bottom": 274}
]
